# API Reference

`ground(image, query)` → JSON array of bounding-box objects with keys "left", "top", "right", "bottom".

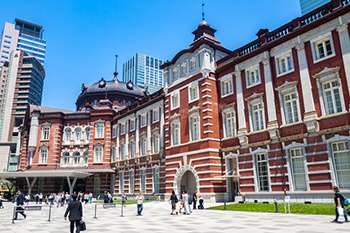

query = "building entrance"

[
  {"left": 180, "top": 171, "right": 196, "bottom": 194},
  {"left": 63, "top": 178, "right": 86, "bottom": 193}
]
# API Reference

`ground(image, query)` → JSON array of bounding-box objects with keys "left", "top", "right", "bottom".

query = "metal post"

[
  {"left": 224, "top": 201, "right": 226, "bottom": 210},
  {"left": 274, "top": 199, "right": 278, "bottom": 213},
  {"left": 120, "top": 203, "right": 124, "bottom": 217},
  {"left": 12, "top": 206, "right": 16, "bottom": 224},
  {"left": 48, "top": 204, "right": 52, "bottom": 221},
  {"left": 93, "top": 204, "right": 97, "bottom": 219}
]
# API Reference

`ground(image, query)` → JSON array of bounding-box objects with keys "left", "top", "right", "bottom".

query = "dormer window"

[
  {"left": 173, "top": 69, "right": 178, "bottom": 81},
  {"left": 190, "top": 58, "right": 196, "bottom": 70},
  {"left": 181, "top": 63, "right": 187, "bottom": 76}
]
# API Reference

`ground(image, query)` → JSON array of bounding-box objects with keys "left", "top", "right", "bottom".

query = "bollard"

[
  {"left": 48, "top": 204, "right": 52, "bottom": 222},
  {"left": 12, "top": 206, "right": 16, "bottom": 224},
  {"left": 274, "top": 199, "right": 278, "bottom": 213},
  {"left": 120, "top": 203, "right": 124, "bottom": 217},
  {"left": 93, "top": 204, "right": 97, "bottom": 219},
  {"left": 224, "top": 201, "right": 226, "bottom": 210}
]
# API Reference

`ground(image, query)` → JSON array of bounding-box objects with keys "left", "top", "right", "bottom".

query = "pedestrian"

[
  {"left": 66, "top": 192, "right": 71, "bottom": 204},
  {"left": 25, "top": 194, "right": 30, "bottom": 205},
  {"left": 64, "top": 193, "right": 83, "bottom": 233},
  {"left": 88, "top": 192, "right": 93, "bottom": 204},
  {"left": 136, "top": 191, "right": 144, "bottom": 216},
  {"left": 187, "top": 190, "right": 192, "bottom": 213},
  {"left": 49, "top": 193, "right": 54, "bottom": 205},
  {"left": 103, "top": 191, "right": 109, "bottom": 203},
  {"left": 333, "top": 186, "right": 348, "bottom": 222},
  {"left": 193, "top": 190, "right": 198, "bottom": 210},
  {"left": 55, "top": 193, "right": 61, "bottom": 207},
  {"left": 108, "top": 192, "right": 112, "bottom": 203},
  {"left": 198, "top": 196, "right": 204, "bottom": 209},
  {"left": 0, "top": 193, "right": 4, "bottom": 209},
  {"left": 121, "top": 192, "right": 127, "bottom": 207},
  {"left": 39, "top": 193, "right": 43, "bottom": 204},
  {"left": 182, "top": 190, "right": 190, "bottom": 215},
  {"left": 14, "top": 190, "right": 26, "bottom": 220},
  {"left": 61, "top": 191, "right": 66, "bottom": 206},
  {"left": 169, "top": 190, "right": 178, "bottom": 215},
  {"left": 35, "top": 193, "right": 39, "bottom": 204},
  {"left": 84, "top": 193, "right": 89, "bottom": 204},
  {"left": 179, "top": 190, "right": 185, "bottom": 213}
]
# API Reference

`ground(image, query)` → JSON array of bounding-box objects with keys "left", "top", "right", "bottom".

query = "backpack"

[
  {"left": 175, "top": 196, "right": 178, "bottom": 203},
  {"left": 338, "top": 192, "right": 349, "bottom": 206},
  {"left": 188, "top": 194, "right": 192, "bottom": 205}
]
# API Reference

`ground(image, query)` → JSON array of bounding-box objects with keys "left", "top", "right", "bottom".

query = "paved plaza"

[{"left": 0, "top": 201, "right": 347, "bottom": 232}]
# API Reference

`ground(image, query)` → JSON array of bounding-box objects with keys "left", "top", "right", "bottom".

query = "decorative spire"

[
  {"left": 113, "top": 55, "right": 118, "bottom": 80},
  {"left": 202, "top": 2, "right": 205, "bottom": 21}
]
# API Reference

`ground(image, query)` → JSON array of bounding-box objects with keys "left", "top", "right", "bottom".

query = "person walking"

[
  {"left": 88, "top": 192, "right": 93, "bottom": 204},
  {"left": 121, "top": 192, "right": 127, "bottom": 207},
  {"left": 39, "top": 193, "right": 43, "bottom": 204},
  {"left": 333, "top": 186, "right": 348, "bottom": 222},
  {"left": 61, "top": 192, "right": 66, "bottom": 206},
  {"left": 35, "top": 193, "right": 39, "bottom": 204},
  {"left": 136, "top": 191, "right": 144, "bottom": 216},
  {"left": 25, "top": 194, "right": 30, "bottom": 205},
  {"left": 169, "top": 190, "right": 178, "bottom": 215},
  {"left": 182, "top": 190, "right": 190, "bottom": 215},
  {"left": 198, "top": 196, "right": 204, "bottom": 209},
  {"left": 193, "top": 190, "right": 198, "bottom": 210},
  {"left": 103, "top": 191, "right": 109, "bottom": 203},
  {"left": 64, "top": 193, "right": 83, "bottom": 233},
  {"left": 66, "top": 192, "right": 71, "bottom": 204},
  {"left": 0, "top": 193, "right": 4, "bottom": 209},
  {"left": 14, "top": 190, "right": 26, "bottom": 220}
]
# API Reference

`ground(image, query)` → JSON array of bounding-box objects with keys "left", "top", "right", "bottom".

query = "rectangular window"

[
  {"left": 42, "top": 126, "right": 50, "bottom": 140},
  {"left": 120, "top": 172, "right": 124, "bottom": 193},
  {"left": 289, "top": 148, "right": 307, "bottom": 191},
  {"left": 283, "top": 92, "right": 299, "bottom": 124},
  {"left": 190, "top": 116, "right": 200, "bottom": 141},
  {"left": 171, "top": 93, "right": 179, "bottom": 109},
  {"left": 141, "top": 170, "right": 146, "bottom": 193},
  {"left": 141, "top": 137, "right": 146, "bottom": 156},
  {"left": 247, "top": 68, "right": 260, "bottom": 87},
  {"left": 153, "top": 133, "right": 159, "bottom": 153},
  {"left": 224, "top": 111, "right": 234, "bottom": 138},
  {"left": 112, "top": 146, "right": 116, "bottom": 161},
  {"left": 94, "top": 99, "right": 98, "bottom": 106},
  {"left": 153, "top": 167, "right": 160, "bottom": 193},
  {"left": 120, "top": 143, "right": 125, "bottom": 160},
  {"left": 121, "top": 123, "right": 125, "bottom": 134},
  {"left": 332, "top": 141, "right": 350, "bottom": 189},
  {"left": 181, "top": 64, "right": 186, "bottom": 76},
  {"left": 4, "top": 40, "right": 11, "bottom": 44},
  {"left": 4, "top": 35, "right": 11, "bottom": 39},
  {"left": 141, "top": 114, "right": 146, "bottom": 127},
  {"left": 153, "top": 109, "right": 159, "bottom": 122},
  {"left": 96, "top": 124, "right": 104, "bottom": 138},
  {"left": 190, "top": 58, "right": 196, "bottom": 70},
  {"left": 75, "top": 128, "right": 82, "bottom": 141},
  {"left": 278, "top": 54, "right": 293, "bottom": 74},
  {"left": 130, "top": 140, "right": 135, "bottom": 158},
  {"left": 252, "top": 103, "right": 264, "bottom": 131},
  {"left": 112, "top": 126, "right": 117, "bottom": 137},
  {"left": 222, "top": 79, "right": 233, "bottom": 96},
  {"left": 315, "top": 38, "right": 333, "bottom": 60},
  {"left": 173, "top": 69, "right": 178, "bottom": 80},
  {"left": 129, "top": 171, "right": 135, "bottom": 193},
  {"left": 40, "top": 149, "right": 48, "bottom": 164},
  {"left": 189, "top": 85, "right": 198, "bottom": 102},
  {"left": 130, "top": 119, "right": 135, "bottom": 131},
  {"left": 171, "top": 122, "right": 180, "bottom": 145},
  {"left": 255, "top": 154, "right": 269, "bottom": 191},
  {"left": 323, "top": 80, "right": 342, "bottom": 115},
  {"left": 94, "top": 147, "right": 103, "bottom": 162}
]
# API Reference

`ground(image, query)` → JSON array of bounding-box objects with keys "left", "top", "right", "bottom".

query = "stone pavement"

[{"left": 0, "top": 201, "right": 347, "bottom": 233}]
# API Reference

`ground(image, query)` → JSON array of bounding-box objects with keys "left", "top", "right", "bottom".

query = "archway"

[
  {"left": 180, "top": 171, "right": 196, "bottom": 194},
  {"left": 173, "top": 165, "right": 200, "bottom": 195}
]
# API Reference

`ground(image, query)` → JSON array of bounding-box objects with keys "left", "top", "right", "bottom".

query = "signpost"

[{"left": 12, "top": 205, "right": 51, "bottom": 224}]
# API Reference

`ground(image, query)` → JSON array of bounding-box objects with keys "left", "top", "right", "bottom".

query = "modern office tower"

[
  {"left": 0, "top": 51, "right": 45, "bottom": 171},
  {"left": 122, "top": 53, "right": 165, "bottom": 94},
  {"left": 299, "top": 0, "right": 331, "bottom": 15},
  {"left": 0, "top": 18, "right": 46, "bottom": 70}
]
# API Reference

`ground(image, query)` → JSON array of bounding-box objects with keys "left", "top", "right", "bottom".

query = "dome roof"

[{"left": 198, "top": 20, "right": 210, "bottom": 28}]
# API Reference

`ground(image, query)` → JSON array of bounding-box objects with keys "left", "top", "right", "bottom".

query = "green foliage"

[{"left": 208, "top": 203, "right": 336, "bottom": 215}]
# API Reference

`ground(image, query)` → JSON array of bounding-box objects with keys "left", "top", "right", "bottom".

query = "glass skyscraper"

[
  {"left": 299, "top": 0, "right": 331, "bottom": 15},
  {"left": 0, "top": 18, "right": 46, "bottom": 70},
  {"left": 122, "top": 53, "right": 165, "bottom": 94}
]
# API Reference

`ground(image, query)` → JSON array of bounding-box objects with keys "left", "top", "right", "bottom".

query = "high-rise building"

[
  {"left": 122, "top": 53, "right": 165, "bottom": 94},
  {"left": 0, "top": 50, "right": 45, "bottom": 171},
  {"left": 0, "top": 18, "right": 46, "bottom": 70},
  {"left": 299, "top": 0, "right": 331, "bottom": 15}
]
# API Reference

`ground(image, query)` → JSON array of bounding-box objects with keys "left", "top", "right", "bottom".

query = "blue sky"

[{"left": 0, "top": 0, "right": 301, "bottom": 111}]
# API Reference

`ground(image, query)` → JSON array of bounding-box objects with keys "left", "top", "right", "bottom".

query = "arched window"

[
  {"left": 65, "top": 128, "right": 71, "bottom": 141},
  {"left": 76, "top": 128, "right": 82, "bottom": 141},
  {"left": 84, "top": 151, "right": 89, "bottom": 165},
  {"left": 85, "top": 127, "right": 90, "bottom": 141},
  {"left": 63, "top": 152, "right": 70, "bottom": 165},
  {"left": 73, "top": 152, "right": 80, "bottom": 165}
]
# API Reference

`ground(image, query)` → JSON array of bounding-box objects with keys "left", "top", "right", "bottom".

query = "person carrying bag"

[{"left": 333, "top": 186, "right": 348, "bottom": 222}]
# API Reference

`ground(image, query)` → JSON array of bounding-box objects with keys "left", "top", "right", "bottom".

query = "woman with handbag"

[
  {"left": 333, "top": 186, "right": 348, "bottom": 222},
  {"left": 169, "top": 190, "right": 178, "bottom": 215}
]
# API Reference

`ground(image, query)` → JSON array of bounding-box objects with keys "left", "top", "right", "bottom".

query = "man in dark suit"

[
  {"left": 64, "top": 193, "right": 83, "bottom": 233},
  {"left": 103, "top": 191, "right": 109, "bottom": 203},
  {"left": 14, "top": 190, "right": 26, "bottom": 220}
]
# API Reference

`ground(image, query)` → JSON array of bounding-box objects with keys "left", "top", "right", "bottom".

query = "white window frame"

[
  {"left": 189, "top": 113, "right": 200, "bottom": 141},
  {"left": 129, "top": 170, "right": 135, "bottom": 194},
  {"left": 41, "top": 125, "right": 50, "bottom": 140},
  {"left": 130, "top": 118, "right": 136, "bottom": 131},
  {"left": 254, "top": 153, "right": 270, "bottom": 192},
  {"left": 152, "top": 131, "right": 160, "bottom": 154},
  {"left": 310, "top": 32, "right": 336, "bottom": 63},
  {"left": 85, "top": 127, "right": 90, "bottom": 141},
  {"left": 94, "top": 146, "right": 103, "bottom": 163},
  {"left": 275, "top": 50, "right": 294, "bottom": 77},
  {"left": 246, "top": 64, "right": 261, "bottom": 88},
  {"left": 95, "top": 123, "right": 104, "bottom": 138},
  {"left": 73, "top": 152, "right": 81, "bottom": 166},
  {"left": 222, "top": 107, "right": 235, "bottom": 138},
  {"left": 153, "top": 108, "right": 159, "bottom": 123},
  {"left": 247, "top": 95, "right": 265, "bottom": 132},
  {"left": 120, "top": 141, "right": 125, "bottom": 160},
  {"left": 171, "top": 118, "right": 181, "bottom": 146},
  {"left": 120, "top": 123, "right": 126, "bottom": 135},
  {"left": 288, "top": 148, "right": 308, "bottom": 191},
  {"left": 313, "top": 67, "right": 346, "bottom": 116},
  {"left": 331, "top": 141, "right": 350, "bottom": 189},
  {"left": 190, "top": 57, "right": 196, "bottom": 71},
  {"left": 140, "top": 136, "right": 146, "bottom": 156},
  {"left": 84, "top": 151, "right": 89, "bottom": 165},
  {"left": 171, "top": 90, "right": 180, "bottom": 110},
  {"left": 75, "top": 127, "right": 82, "bottom": 141},
  {"left": 39, "top": 147, "right": 48, "bottom": 164},
  {"left": 112, "top": 126, "right": 117, "bottom": 138},
  {"left": 141, "top": 114, "right": 147, "bottom": 127},
  {"left": 153, "top": 166, "right": 160, "bottom": 193},
  {"left": 140, "top": 169, "right": 146, "bottom": 193},
  {"left": 62, "top": 152, "right": 70, "bottom": 166},
  {"left": 119, "top": 171, "right": 124, "bottom": 193},
  {"left": 64, "top": 128, "right": 72, "bottom": 142},
  {"left": 130, "top": 139, "right": 135, "bottom": 158},
  {"left": 181, "top": 62, "right": 187, "bottom": 76},
  {"left": 112, "top": 145, "right": 117, "bottom": 162},
  {"left": 172, "top": 68, "right": 178, "bottom": 81},
  {"left": 221, "top": 74, "right": 234, "bottom": 97},
  {"left": 188, "top": 82, "right": 199, "bottom": 103}
]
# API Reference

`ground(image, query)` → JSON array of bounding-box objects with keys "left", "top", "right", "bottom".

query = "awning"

[{"left": 0, "top": 171, "right": 92, "bottom": 179}]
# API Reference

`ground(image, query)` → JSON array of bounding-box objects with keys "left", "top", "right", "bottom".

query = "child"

[{"left": 198, "top": 196, "right": 204, "bottom": 209}]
